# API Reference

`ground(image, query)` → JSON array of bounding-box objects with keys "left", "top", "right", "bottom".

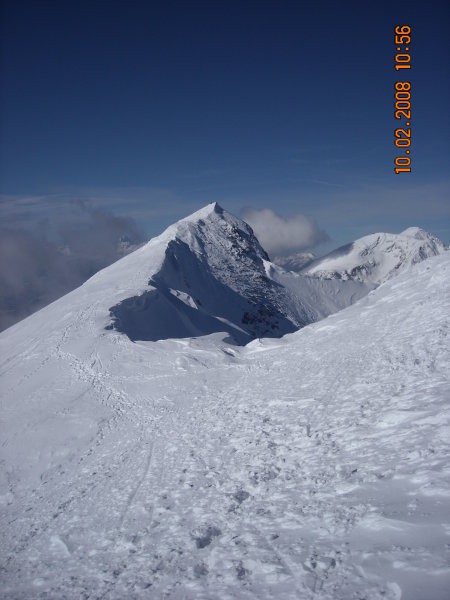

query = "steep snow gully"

[{"left": 0, "top": 204, "right": 449, "bottom": 600}]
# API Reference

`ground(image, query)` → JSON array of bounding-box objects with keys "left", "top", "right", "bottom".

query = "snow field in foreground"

[{"left": 0, "top": 253, "right": 449, "bottom": 599}]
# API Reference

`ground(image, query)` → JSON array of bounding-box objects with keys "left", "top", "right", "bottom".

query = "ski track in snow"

[{"left": 0, "top": 255, "right": 449, "bottom": 599}]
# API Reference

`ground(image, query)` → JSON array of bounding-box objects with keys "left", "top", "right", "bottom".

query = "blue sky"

[{"left": 1, "top": 0, "right": 449, "bottom": 249}]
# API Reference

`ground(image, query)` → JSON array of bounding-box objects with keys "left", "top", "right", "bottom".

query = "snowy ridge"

[
  {"left": 1, "top": 206, "right": 449, "bottom": 599},
  {"left": 302, "top": 227, "right": 446, "bottom": 285}
]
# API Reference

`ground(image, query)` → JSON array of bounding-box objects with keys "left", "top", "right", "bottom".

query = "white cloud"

[
  {"left": 242, "top": 208, "right": 328, "bottom": 256},
  {"left": 0, "top": 196, "right": 147, "bottom": 331}
]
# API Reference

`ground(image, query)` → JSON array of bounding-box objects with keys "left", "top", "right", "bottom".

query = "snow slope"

[
  {"left": 302, "top": 227, "right": 446, "bottom": 286},
  {"left": 1, "top": 242, "right": 449, "bottom": 599}
]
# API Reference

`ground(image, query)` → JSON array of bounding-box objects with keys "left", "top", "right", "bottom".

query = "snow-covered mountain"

[
  {"left": 105, "top": 204, "right": 379, "bottom": 342},
  {"left": 107, "top": 202, "right": 306, "bottom": 342},
  {"left": 3, "top": 202, "right": 362, "bottom": 346},
  {"left": 1, "top": 205, "right": 449, "bottom": 599},
  {"left": 302, "top": 227, "right": 446, "bottom": 285},
  {"left": 3, "top": 207, "right": 441, "bottom": 347}
]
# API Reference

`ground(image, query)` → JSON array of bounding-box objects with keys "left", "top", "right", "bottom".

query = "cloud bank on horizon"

[
  {"left": 242, "top": 208, "right": 328, "bottom": 256},
  {"left": 0, "top": 198, "right": 145, "bottom": 332}
]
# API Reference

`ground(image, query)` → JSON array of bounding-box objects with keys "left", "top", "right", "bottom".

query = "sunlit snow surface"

[
  {"left": 302, "top": 227, "right": 445, "bottom": 286},
  {"left": 1, "top": 251, "right": 449, "bottom": 599}
]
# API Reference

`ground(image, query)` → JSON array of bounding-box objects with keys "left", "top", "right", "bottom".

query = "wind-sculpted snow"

[{"left": 0, "top": 248, "right": 449, "bottom": 599}]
